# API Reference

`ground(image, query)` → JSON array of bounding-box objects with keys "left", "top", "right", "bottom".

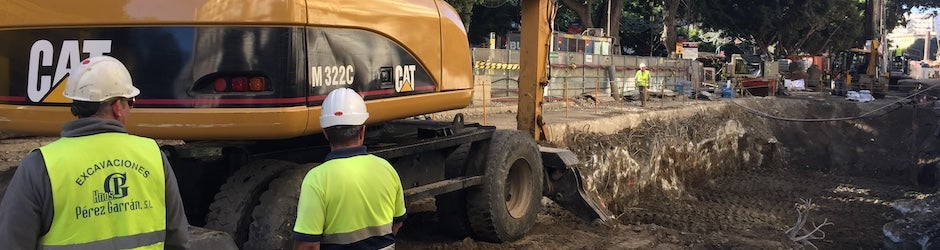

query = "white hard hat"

[
  {"left": 639, "top": 63, "right": 647, "bottom": 68},
  {"left": 63, "top": 56, "right": 140, "bottom": 102},
  {"left": 320, "top": 88, "right": 369, "bottom": 128}
]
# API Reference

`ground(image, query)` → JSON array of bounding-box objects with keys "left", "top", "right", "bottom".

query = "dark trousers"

[{"left": 639, "top": 86, "right": 648, "bottom": 107}]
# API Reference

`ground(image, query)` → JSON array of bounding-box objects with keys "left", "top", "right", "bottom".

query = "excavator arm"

[
  {"left": 517, "top": 0, "right": 552, "bottom": 141},
  {"left": 517, "top": 0, "right": 614, "bottom": 223}
]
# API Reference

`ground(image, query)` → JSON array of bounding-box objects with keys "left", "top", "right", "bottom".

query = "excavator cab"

[{"left": 831, "top": 41, "right": 888, "bottom": 98}]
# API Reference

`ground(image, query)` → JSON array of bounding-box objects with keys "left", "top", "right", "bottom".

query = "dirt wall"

[
  {"left": 556, "top": 97, "right": 940, "bottom": 216},
  {"left": 557, "top": 107, "right": 773, "bottom": 211}
]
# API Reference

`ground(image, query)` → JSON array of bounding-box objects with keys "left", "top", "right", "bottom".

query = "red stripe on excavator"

[
  {"left": 0, "top": 85, "right": 436, "bottom": 105},
  {"left": 308, "top": 85, "right": 437, "bottom": 102},
  {"left": 135, "top": 97, "right": 309, "bottom": 105},
  {"left": 0, "top": 96, "right": 26, "bottom": 102}
]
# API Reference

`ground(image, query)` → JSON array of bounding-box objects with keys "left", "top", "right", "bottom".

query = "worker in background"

[
  {"left": 635, "top": 63, "right": 651, "bottom": 107},
  {"left": 293, "top": 88, "right": 406, "bottom": 250},
  {"left": 0, "top": 56, "right": 190, "bottom": 249},
  {"left": 832, "top": 71, "right": 847, "bottom": 96}
]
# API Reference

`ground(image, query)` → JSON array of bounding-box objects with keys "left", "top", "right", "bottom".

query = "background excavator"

[
  {"left": 0, "top": 0, "right": 610, "bottom": 248},
  {"left": 831, "top": 0, "right": 890, "bottom": 98}
]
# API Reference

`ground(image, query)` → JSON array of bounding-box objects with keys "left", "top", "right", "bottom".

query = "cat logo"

[
  {"left": 27, "top": 39, "right": 112, "bottom": 103},
  {"left": 394, "top": 64, "right": 416, "bottom": 93}
]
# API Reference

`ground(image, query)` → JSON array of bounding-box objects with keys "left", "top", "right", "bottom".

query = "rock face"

[{"left": 884, "top": 192, "right": 940, "bottom": 249}]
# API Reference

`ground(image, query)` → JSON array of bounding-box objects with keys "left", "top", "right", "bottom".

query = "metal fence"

[{"left": 471, "top": 48, "right": 696, "bottom": 102}]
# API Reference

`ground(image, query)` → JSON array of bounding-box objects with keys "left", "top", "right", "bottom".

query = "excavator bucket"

[{"left": 540, "top": 146, "right": 615, "bottom": 223}]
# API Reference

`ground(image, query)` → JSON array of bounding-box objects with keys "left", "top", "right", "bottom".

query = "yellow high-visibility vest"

[
  {"left": 636, "top": 70, "right": 651, "bottom": 87},
  {"left": 39, "top": 132, "right": 166, "bottom": 249},
  {"left": 294, "top": 154, "right": 405, "bottom": 247}
]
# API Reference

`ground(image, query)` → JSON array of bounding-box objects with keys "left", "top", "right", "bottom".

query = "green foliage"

[
  {"left": 460, "top": 0, "right": 939, "bottom": 57},
  {"left": 688, "top": 0, "right": 869, "bottom": 57},
  {"left": 445, "top": 0, "right": 484, "bottom": 28},
  {"left": 616, "top": 0, "right": 666, "bottom": 55},
  {"left": 685, "top": 0, "right": 938, "bottom": 57},
  {"left": 466, "top": 3, "right": 521, "bottom": 45}
]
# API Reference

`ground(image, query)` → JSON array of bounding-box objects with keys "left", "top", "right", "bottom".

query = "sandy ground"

[{"left": 1, "top": 88, "right": 936, "bottom": 249}]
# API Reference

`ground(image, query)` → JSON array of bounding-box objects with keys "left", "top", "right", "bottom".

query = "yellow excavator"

[
  {"left": 833, "top": 0, "right": 890, "bottom": 98},
  {"left": 0, "top": 0, "right": 610, "bottom": 248},
  {"left": 834, "top": 40, "right": 890, "bottom": 98}
]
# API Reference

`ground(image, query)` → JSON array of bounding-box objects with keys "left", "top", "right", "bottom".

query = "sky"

[{"left": 911, "top": 7, "right": 939, "bottom": 14}]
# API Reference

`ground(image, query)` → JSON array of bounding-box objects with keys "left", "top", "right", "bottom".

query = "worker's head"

[
  {"left": 639, "top": 63, "right": 647, "bottom": 70},
  {"left": 320, "top": 88, "right": 370, "bottom": 148},
  {"left": 63, "top": 56, "right": 139, "bottom": 124}
]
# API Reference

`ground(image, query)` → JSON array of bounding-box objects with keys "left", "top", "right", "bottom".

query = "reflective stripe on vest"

[{"left": 40, "top": 132, "right": 167, "bottom": 249}]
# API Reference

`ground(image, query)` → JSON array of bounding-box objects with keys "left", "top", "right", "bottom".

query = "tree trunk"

[
  {"left": 661, "top": 0, "right": 679, "bottom": 56},
  {"left": 561, "top": 0, "right": 597, "bottom": 28},
  {"left": 606, "top": 0, "right": 625, "bottom": 54}
]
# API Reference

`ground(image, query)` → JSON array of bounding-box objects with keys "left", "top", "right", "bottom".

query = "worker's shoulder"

[
  {"left": 322, "top": 154, "right": 391, "bottom": 165},
  {"left": 362, "top": 153, "right": 392, "bottom": 164},
  {"left": 8, "top": 149, "right": 49, "bottom": 182},
  {"left": 312, "top": 154, "right": 394, "bottom": 174},
  {"left": 120, "top": 133, "right": 158, "bottom": 144}
]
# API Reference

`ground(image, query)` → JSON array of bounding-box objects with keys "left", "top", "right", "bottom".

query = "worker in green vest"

[
  {"left": 635, "top": 63, "right": 651, "bottom": 107},
  {"left": 294, "top": 88, "right": 406, "bottom": 249},
  {"left": 0, "top": 56, "right": 189, "bottom": 249}
]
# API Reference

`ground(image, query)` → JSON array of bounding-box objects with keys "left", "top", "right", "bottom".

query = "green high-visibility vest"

[
  {"left": 39, "top": 132, "right": 166, "bottom": 250},
  {"left": 636, "top": 70, "right": 650, "bottom": 87}
]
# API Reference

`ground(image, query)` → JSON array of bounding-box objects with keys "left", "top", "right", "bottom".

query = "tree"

[
  {"left": 689, "top": 0, "right": 786, "bottom": 57},
  {"left": 618, "top": 1, "right": 665, "bottom": 56},
  {"left": 560, "top": 0, "right": 601, "bottom": 29},
  {"left": 688, "top": 0, "right": 939, "bottom": 58},
  {"left": 466, "top": 3, "right": 522, "bottom": 45},
  {"left": 446, "top": 0, "right": 484, "bottom": 30},
  {"left": 556, "top": 0, "right": 627, "bottom": 36},
  {"left": 774, "top": 0, "right": 864, "bottom": 55},
  {"left": 661, "top": 0, "right": 680, "bottom": 56}
]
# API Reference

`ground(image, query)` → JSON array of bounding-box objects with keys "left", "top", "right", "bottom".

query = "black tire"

[
  {"left": 245, "top": 165, "right": 314, "bottom": 250},
  {"left": 204, "top": 159, "right": 297, "bottom": 248},
  {"left": 435, "top": 144, "right": 473, "bottom": 238},
  {"left": 466, "top": 130, "right": 544, "bottom": 243}
]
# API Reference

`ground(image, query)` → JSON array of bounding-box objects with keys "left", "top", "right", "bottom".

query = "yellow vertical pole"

[
  {"left": 482, "top": 79, "right": 487, "bottom": 125},
  {"left": 517, "top": 0, "right": 552, "bottom": 140}
]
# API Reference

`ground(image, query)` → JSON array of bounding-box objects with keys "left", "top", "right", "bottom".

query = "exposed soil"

[{"left": 399, "top": 94, "right": 939, "bottom": 249}]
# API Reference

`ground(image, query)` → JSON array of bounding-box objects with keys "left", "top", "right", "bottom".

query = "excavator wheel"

[
  {"left": 435, "top": 143, "right": 473, "bottom": 238},
  {"left": 204, "top": 159, "right": 297, "bottom": 248},
  {"left": 245, "top": 164, "right": 315, "bottom": 250},
  {"left": 466, "top": 130, "right": 544, "bottom": 242}
]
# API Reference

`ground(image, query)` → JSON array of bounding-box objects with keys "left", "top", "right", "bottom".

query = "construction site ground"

[
  {"left": 402, "top": 82, "right": 940, "bottom": 249},
  {"left": 2, "top": 82, "right": 940, "bottom": 249}
]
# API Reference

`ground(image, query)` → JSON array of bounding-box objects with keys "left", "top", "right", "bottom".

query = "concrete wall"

[{"left": 472, "top": 48, "right": 699, "bottom": 100}]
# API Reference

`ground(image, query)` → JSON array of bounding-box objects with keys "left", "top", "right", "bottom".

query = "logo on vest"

[
  {"left": 94, "top": 173, "right": 129, "bottom": 203},
  {"left": 77, "top": 172, "right": 153, "bottom": 219},
  {"left": 72, "top": 159, "right": 156, "bottom": 219}
]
